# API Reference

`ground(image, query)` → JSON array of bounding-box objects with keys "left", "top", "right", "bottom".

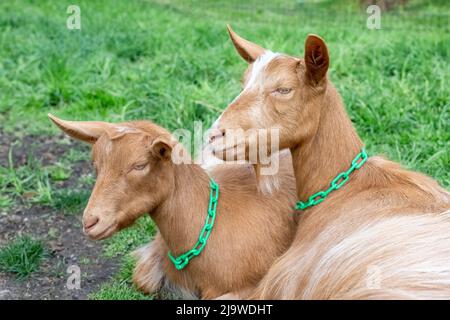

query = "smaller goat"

[{"left": 48, "top": 114, "right": 296, "bottom": 299}]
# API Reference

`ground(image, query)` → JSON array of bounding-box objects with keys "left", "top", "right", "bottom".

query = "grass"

[
  {"left": 0, "top": 195, "right": 12, "bottom": 211},
  {"left": 0, "top": 140, "right": 93, "bottom": 213},
  {"left": 103, "top": 216, "right": 155, "bottom": 258},
  {"left": 46, "top": 164, "right": 72, "bottom": 182},
  {"left": 0, "top": 148, "right": 67, "bottom": 208},
  {"left": 92, "top": 216, "right": 155, "bottom": 300},
  {"left": 0, "top": 148, "right": 54, "bottom": 206},
  {"left": 90, "top": 281, "right": 152, "bottom": 300},
  {"left": 52, "top": 189, "right": 91, "bottom": 214},
  {"left": 0, "top": 236, "right": 45, "bottom": 279},
  {"left": 0, "top": 0, "right": 448, "bottom": 299},
  {"left": 89, "top": 254, "right": 152, "bottom": 300}
]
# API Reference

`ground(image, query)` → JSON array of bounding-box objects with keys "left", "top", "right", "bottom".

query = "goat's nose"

[{"left": 83, "top": 216, "right": 99, "bottom": 230}]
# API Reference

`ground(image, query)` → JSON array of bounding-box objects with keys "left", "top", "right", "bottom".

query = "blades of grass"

[{"left": 0, "top": 235, "right": 45, "bottom": 279}]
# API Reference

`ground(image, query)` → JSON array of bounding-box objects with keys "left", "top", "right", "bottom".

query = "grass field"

[{"left": 0, "top": 0, "right": 449, "bottom": 299}]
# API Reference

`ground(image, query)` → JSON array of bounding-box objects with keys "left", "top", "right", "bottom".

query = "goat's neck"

[
  {"left": 152, "top": 163, "right": 211, "bottom": 255},
  {"left": 291, "top": 83, "right": 363, "bottom": 202}
]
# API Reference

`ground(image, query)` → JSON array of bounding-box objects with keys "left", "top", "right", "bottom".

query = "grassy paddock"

[
  {"left": 0, "top": 0, "right": 448, "bottom": 299},
  {"left": 0, "top": 236, "right": 45, "bottom": 279}
]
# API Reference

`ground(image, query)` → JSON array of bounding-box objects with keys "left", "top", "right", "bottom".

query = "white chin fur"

[
  {"left": 198, "top": 143, "right": 225, "bottom": 172},
  {"left": 199, "top": 143, "right": 287, "bottom": 194}
]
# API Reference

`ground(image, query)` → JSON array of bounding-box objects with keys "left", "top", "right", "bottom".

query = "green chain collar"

[
  {"left": 168, "top": 150, "right": 367, "bottom": 268},
  {"left": 296, "top": 148, "right": 368, "bottom": 211},
  {"left": 168, "top": 178, "right": 219, "bottom": 270}
]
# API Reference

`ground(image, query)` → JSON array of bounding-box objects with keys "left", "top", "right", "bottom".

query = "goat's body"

[
  {"left": 134, "top": 150, "right": 297, "bottom": 299},
  {"left": 195, "top": 27, "right": 450, "bottom": 299},
  {"left": 253, "top": 156, "right": 450, "bottom": 299}
]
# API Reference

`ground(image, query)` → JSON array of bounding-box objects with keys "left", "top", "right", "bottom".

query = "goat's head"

[
  {"left": 49, "top": 114, "right": 176, "bottom": 240},
  {"left": 210, "top": 26, "right": 330, "bottom": 159}
]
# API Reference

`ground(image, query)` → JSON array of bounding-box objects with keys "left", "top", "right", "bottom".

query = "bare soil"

[{"left": 0, "top": 132, "right": 119, "bottom": 300}]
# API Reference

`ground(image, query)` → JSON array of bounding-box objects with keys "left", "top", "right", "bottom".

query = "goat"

[
  {"left": 48, "top": 114, "right": 297, "bottom": 299},
  {"left": 209, "top": 26, "right": 450, "bottom": 299}
]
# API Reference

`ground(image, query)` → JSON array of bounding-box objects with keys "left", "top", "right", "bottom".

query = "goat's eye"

[
  {"left": 133, "top": 163, "right": 148, "bottom": 171},
  {"left": 275, "top": 87, "right": 292, "bottom": 94}
]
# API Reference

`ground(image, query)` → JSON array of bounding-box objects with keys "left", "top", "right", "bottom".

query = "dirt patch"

[
  {"left": 0, "top": 205, "right": 118, "bottom": 300},
  {"left": 0, "top": 132, "right": 78, "bottom": 168},
  {"left": 0, "top": 132, "right": 119, "bottom": 300}
]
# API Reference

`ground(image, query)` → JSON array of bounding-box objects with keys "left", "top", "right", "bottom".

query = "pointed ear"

[
  {"left": 227, "top": 24, "right": 266, "bottom": 63},
  {"left": 304, "top": 34, "right": 329, "bottom": 84},
  {"left": 48, "top": 113, "right": 113, "bottom": 144},
  {"left": 150, "top": 136, "right": 173, "bottom": 161}
]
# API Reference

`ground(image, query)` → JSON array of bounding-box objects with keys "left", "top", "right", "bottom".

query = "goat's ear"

[
  {"left": 150, "top": 136, "right": 173, "bottom": 161},
  {"left": 304, "top": 34, "right": 329, "bottom": 85},
  {"left": 227, "top": 24, "right": 266, "bottom": 63},
  {"left": 48, "top": 113, "right": 112, "bottom": 144}
]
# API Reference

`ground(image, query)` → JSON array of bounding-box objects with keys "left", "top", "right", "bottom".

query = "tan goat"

[
  {"left": 48, "top": 114, "right": 297, "bottom": 299},
  {"left": 210, "top": 26, "right": 450, "bottom": 299}
]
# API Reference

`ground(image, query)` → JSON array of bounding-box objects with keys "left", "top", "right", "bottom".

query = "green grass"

[
  {"left": 52, "top": 189, "right": 91, "bottom": 214},
  {"left": 0, "top": 0, "right": 448, "bottom": 299},
  {"left": 0, "top": 142, "right": 92, "bottom": 213},
  {"left": 90, "top": 281, "right": 152, "bottom": 300},
  {"left": 46, "top": 164, "right": 72, "bottom": 182},
  {"left": 0, "top": 194, "right": 12, "bottom": 211},
  {"left": 0, "top": 148, "right": 66, "bottom": 208},
  {"left": 0, "top": 236, "right": 45, "bottom": 279},
  {"left": 92, "top": 216, "right": 155, "bottom": 300},
  {"left": 0, "top": 148, "right": 54, "bottom": 206},
  {"left": 103, "top": 216, "right": 155, "bottom": 258},
  {"left": 89, "top": 254, "right": 152, "bottom": 300}
]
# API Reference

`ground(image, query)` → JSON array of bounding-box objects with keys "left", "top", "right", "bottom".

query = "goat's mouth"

[
  {"left": 209, "top": 135, "right": 245, "bottom": 161},
  {"left": 212, "top": 142, "right": 239, "bottom": 156},
  {"left": 84, "top": 221, "right": 117, "bottom": 240}
]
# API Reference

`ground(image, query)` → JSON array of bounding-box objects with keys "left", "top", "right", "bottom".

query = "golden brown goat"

[{"left": 48, "top": 114, "right": 296, "bottom": 299}]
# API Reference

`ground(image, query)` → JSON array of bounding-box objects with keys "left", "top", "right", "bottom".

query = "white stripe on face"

[
  {"left": 205, "top": 50, "right": 281, "bottom": 156},
  {"left": 245, "top": 51, "right": 280, "bottom": 90},
  {"left": 211, "top": 51, "right": 280, "bottom": 128}
]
